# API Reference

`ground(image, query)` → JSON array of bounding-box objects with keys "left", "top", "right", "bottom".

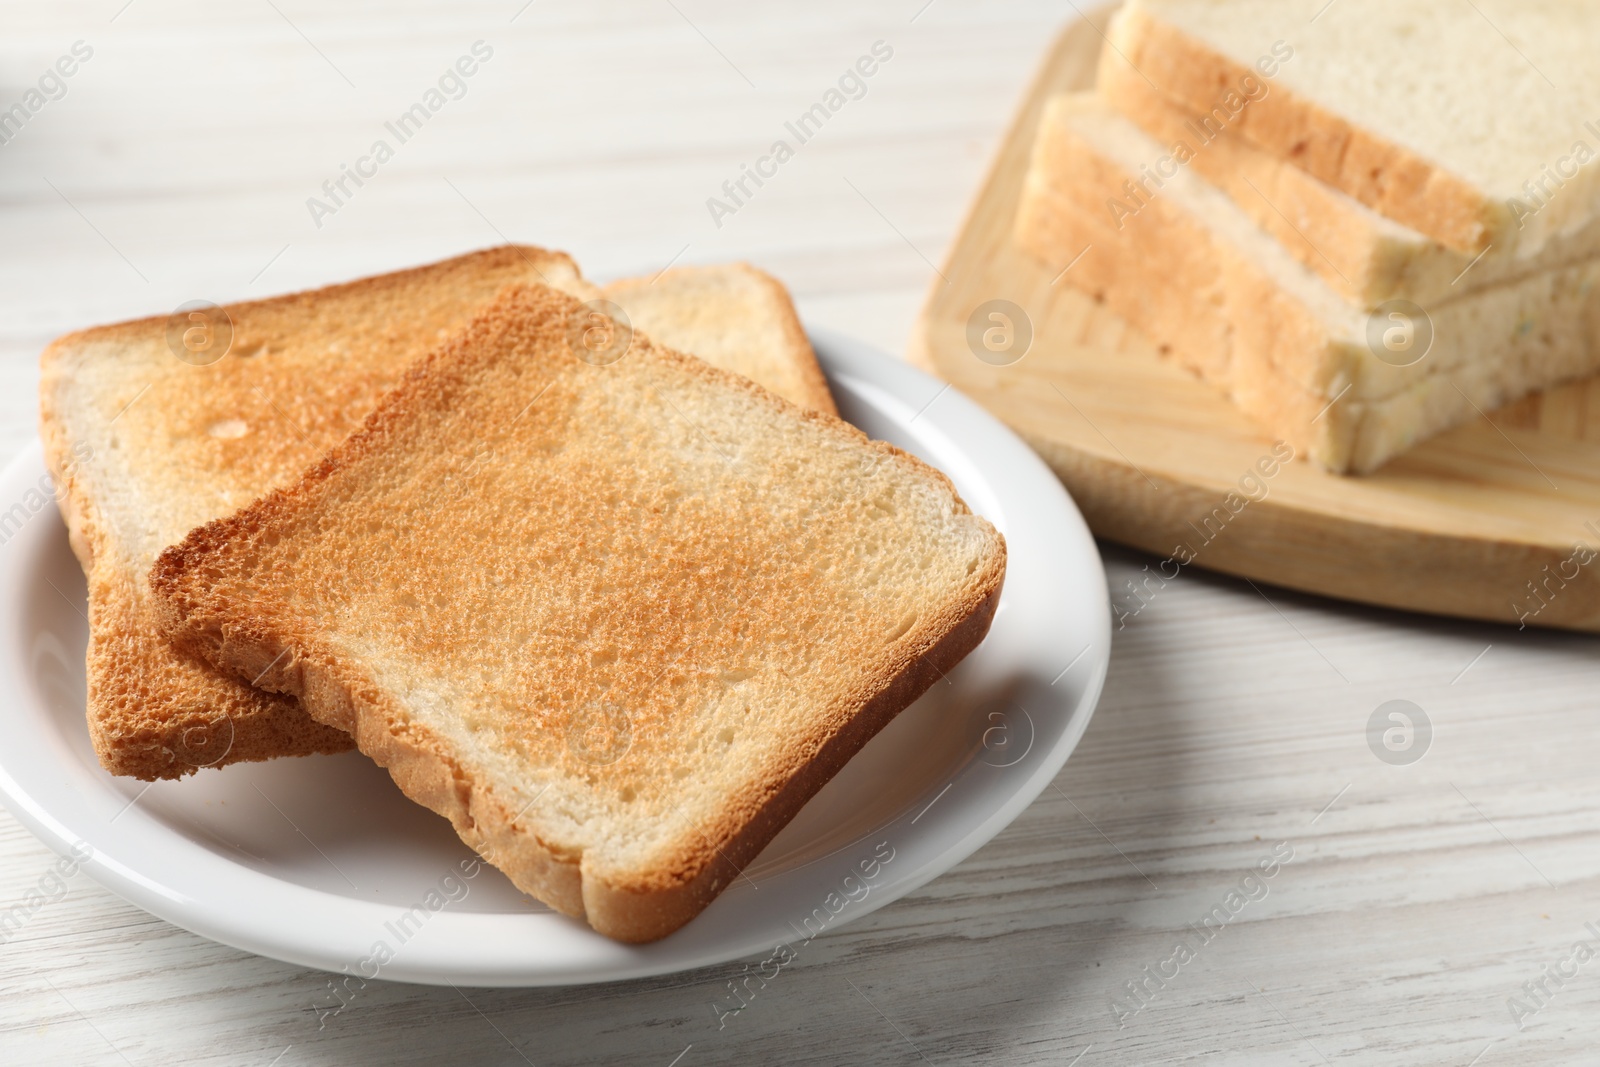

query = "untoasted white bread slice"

[
  {"left": 1097, "top": 55, "right": 1600, "bottom": 308},
  {"left": 1017, "top": 95, "right": 1600, "bottom": 472},
  {"left": 42, "top": 249, "right": 839, "bottom": 779},
  {"left": 1105, "top": 0, "right": 1600, "bottom": 256},
  {"left": 151, "top": 283, "right": 1006, "bottom": 942},
  {"left": 603, "top": 263, "right": 837, "bottom": 415},
  {"left": 41, "top": 247, "right": 598, "bottom": 779}
]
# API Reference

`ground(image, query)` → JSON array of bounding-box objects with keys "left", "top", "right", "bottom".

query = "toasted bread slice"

[
  {"left": 602, "top": 263, "right": 837, "bottom": 415},
  {"left": 41, "top": 247, "right": 597, "bottom": 779},
  {"left": 43, "top": 250, "right": 840, "bottom": 779},
  {"left": 151, "top": 283, "right": 1006, "bottom": 942}
]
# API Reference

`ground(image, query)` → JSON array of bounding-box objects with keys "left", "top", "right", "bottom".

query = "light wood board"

[
  {"left": 911, "top": 15, "right": 1600, "bottom": 633},
  {"left": 8, "top": 6, "right": 1600, "bottom": 1066}
]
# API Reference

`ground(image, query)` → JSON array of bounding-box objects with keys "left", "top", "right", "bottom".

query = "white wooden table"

[{"left": 3, "top": 3, "right": 1597, "bottom": 1064}]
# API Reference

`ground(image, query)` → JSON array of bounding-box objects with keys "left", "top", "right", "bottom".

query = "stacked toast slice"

[
  {"left": 42, "top": 249, "right": 1007, "bottom": 941},
  {"left": 42, "top": 251, "right": 839, "bottom": 778}
]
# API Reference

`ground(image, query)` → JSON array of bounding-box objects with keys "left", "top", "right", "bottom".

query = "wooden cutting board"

[{"left": 911, "top": 13, "right": 1600, "bottom": 633}]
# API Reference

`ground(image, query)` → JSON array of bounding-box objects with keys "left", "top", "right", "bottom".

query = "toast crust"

[
  {"left": 1098, "top": 55, "right": 1413, "bottom": 309},
  {"left": 152, "top": 283, "right": 1006, "bottom": 941},
  {"left": 1110, "top": 2, "right": 1494, "bottom": 254},
  {"left": 1097, "top": 48, "right": 1600, "bottom": 310}
]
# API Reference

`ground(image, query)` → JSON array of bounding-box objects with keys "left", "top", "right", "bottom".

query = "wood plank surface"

[{"left": 2, "top": 3, "right": 1598, "bottom": 1065}]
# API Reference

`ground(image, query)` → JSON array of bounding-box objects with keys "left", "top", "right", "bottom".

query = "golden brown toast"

[
  {"left": 42, "top": 249, "right": 839, "bottom": 779},
  {"left": 151, "top": 283, "right": 1006, "bottom": 941}
]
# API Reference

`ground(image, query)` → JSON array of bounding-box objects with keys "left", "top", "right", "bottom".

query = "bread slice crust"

[
  {"left": 151, "top": 283, "right": 1006, "bottom": 942},
  {"left": 1109, "top": 1, "right": 1495, "bottom": 254},
  {"left": 1096, "top": 54, "right": 1600, "bottom": 309}
]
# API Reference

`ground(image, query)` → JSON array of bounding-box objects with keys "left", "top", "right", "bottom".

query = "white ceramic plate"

[{"left": 0, "top": 330, "right": 1108, "bottom": 986}]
